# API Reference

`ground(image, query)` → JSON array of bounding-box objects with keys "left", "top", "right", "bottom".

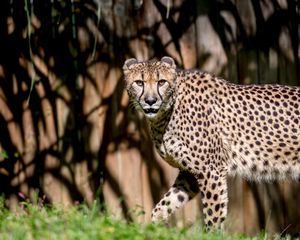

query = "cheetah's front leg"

[
  {"left": 151, "top": 171, "right": 199, "bottom": 222},
  {"left": 197, "top": 168, "right": 228, "bottom": 231}
]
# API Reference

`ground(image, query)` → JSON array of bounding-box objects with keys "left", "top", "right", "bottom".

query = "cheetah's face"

[{"left": 123, "top": 57, "right": 177, "bottom": 119}]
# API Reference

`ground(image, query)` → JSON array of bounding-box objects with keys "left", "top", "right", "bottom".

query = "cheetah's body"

[{"left": 123, "top": 57, "right": 300, "bottom": 230}]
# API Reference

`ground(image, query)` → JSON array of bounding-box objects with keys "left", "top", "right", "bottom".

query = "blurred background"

[{"left": 0, "top": 0, "right": 299, "bottom": 236}]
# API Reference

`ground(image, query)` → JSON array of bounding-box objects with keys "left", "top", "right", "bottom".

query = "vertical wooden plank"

[
  {"left": 282, "top": 181, "right": 300, "bottom": 234},
  {"left": 195, "top": 15, "right": 227, "bottom": 74},
  {"left": 226, "top": 177, "right": 245, "bottom": 234}
]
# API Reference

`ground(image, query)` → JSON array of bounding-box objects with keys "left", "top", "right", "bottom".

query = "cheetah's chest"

[
  {"left": 154, "top": 138, "right": 182, "bottom": 169},
  {"left": 150, "top": 129, "right": 186, "bottom": 169}
]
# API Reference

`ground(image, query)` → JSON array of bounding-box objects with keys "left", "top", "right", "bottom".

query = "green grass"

[{"left": 0, "top": 199, "right": 274, "bottom": 240}]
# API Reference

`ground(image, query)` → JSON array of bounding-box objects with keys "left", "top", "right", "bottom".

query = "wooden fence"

[{"left": 0, "top": 0, "right": 299, "bottom": 236}]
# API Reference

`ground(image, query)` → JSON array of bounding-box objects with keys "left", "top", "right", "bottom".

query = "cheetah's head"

[{"left": 123, "top": 57, "right": 177, "bottom": 119}]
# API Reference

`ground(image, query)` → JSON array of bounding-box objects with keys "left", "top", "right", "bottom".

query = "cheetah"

[{"left": 123, "top": 56, "right": 300, "bottom": 230}]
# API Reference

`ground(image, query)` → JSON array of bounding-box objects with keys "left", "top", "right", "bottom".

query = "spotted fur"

[{"left": 123, "top": 56, "right": 300, "bottom": 230}]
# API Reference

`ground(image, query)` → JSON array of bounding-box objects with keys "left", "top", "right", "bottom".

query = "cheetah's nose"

[{"left": 145, "top": 96, "right": 157, "bottom": 106}]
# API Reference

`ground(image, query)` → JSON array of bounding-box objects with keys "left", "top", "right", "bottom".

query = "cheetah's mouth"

[{"left": 143, "top": 108, "right": 159, "bottom": 115}]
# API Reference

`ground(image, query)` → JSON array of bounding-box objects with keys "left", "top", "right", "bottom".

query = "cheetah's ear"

[
  {"left": 123, "top": 58, "right": 138, "bottom": 72},
  {"left": 161, "top": 56, "right": 176, "bottom": 69}
]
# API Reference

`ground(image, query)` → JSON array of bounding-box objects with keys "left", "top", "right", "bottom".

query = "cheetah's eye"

[
  {"left": 134, "top": 80, "right": 144, "bottom": 87},
  {"left": 158, "top": 79, "right": 167, "bottom": 87}
]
